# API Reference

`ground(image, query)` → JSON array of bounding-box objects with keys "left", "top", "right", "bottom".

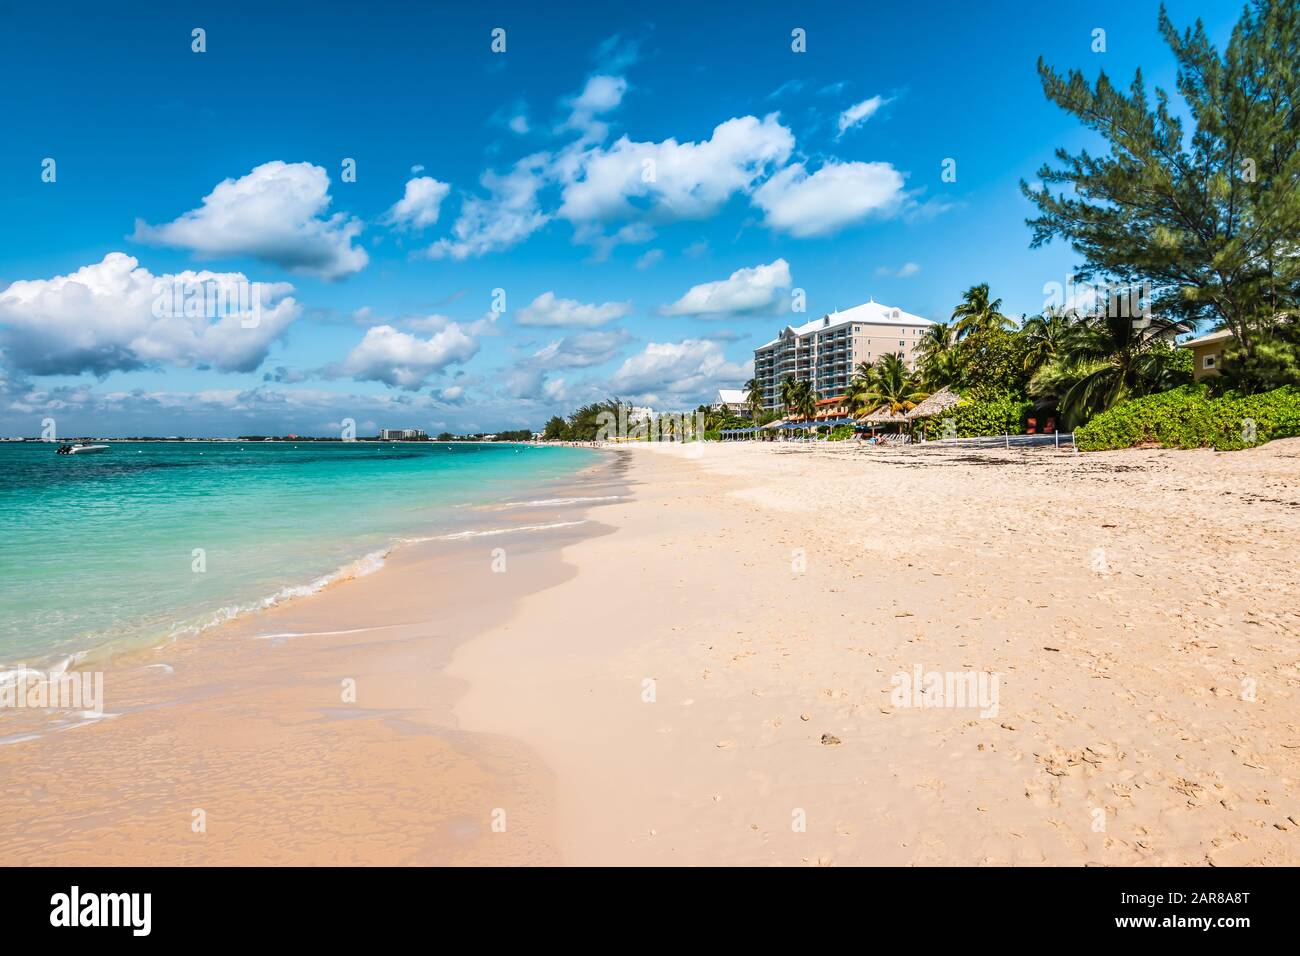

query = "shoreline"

[
  {"left": 0, "top": 450, "right": 627, "bottom": 864},
  {"left": 2, "top": 439, "right": 1298, "bottom": 865},
  {"left": 0, "top": 443, "right": 604, "bottom": 678}
]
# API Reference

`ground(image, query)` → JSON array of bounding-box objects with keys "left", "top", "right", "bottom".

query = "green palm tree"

[
  {"left": 851, "top": 353, "right": 930, "bottom": 418},
  {"left": 788, "top": 378, "right": 817, "bottom": 421},
  {"left": 1046, "top": 312, "right": 1191, "bottom": 427},
  {"left": 1020, "top": 308, "right": 1074, "bottom": 376},
  {"left": 743, "top": 377, "right": 764, "bottom": 437},
  {"left": 951, "top": 283, "right": 1014, "bottom": 339},
  {"left": 779, "top": 374, "right": 800, "bottom": 413},
  {"left": 914, "top": 321, "right": 961, "bottom": 389}
]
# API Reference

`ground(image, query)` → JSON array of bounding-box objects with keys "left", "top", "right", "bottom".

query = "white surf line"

[
  {"left": 249, "top": 623, "right": 413, "bottom": 642},
  {"left": 405, "top": 519, "right": 589, "bottom": 543},
  {"left": 489, "top": 495, "right": 623, "bottom": 509}
]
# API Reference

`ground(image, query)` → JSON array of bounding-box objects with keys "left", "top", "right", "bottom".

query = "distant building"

[
  {"left": 1179, "top": 329, "right": 1233, "bottom": 379},
  {"left": 712, "top": 388, "right": 750, "bottom": 417},
  {"left": 380, "top": 428, "right": 428, "bottom": 440},
  {"left": 753, "top": 300, "right": 934, "bottom": 409}
]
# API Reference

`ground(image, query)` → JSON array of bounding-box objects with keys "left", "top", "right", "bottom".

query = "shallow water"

[{"left": 0, "top": 441, "right": 593, "bottom": 666}]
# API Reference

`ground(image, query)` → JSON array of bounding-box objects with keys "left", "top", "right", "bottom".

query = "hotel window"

[
  {"left": 899, "top": 340, "right": 905, "bottom": 347},
  {"left": 1204, "top": 355, "right": 1216, "bottom": 369}
]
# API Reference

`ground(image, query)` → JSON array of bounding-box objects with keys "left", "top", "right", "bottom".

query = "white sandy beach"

[{"left": 1, "top": 439, "right": 1297, "bottom": 865}]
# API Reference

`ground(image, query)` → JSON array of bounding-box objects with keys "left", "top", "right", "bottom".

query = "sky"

[{"left": 0, "top": 0, "right": 1244, "bottom": 437}]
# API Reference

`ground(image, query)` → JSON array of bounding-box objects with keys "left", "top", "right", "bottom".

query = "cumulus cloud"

[
  {"left": 505, "top": 366, "right": 574, "bottom": 402},
  {"left": 837, "top": 95, "right": 891, "bottom": 137},
  {"left": 516, "top": 291, "right": 632, "bottom": 328},
  {"left": 132, "top": 161, "right": 368, "bottom": 280},
  {"left": 428, "top": 154, "right": 550, "bottom": 260},
  {"left": 0, "top": 253, "right": 299, "bottom": 377},
  {"left": 557, "top": 114, "right": 794, "bottom": 226},
  {"left": 752, "top": 160, "right": 906, "bottom": 238},
  {"left": 383, "top": 176, "right": 451, "bottom": 231},
  {"left": 338, "top": 323, "right": 479, "bottom": 390},
  {"left": 607, "top": 339, "right": 751, "bottom": 406},
  {"left": 659, "top": 259, "right": 791, "bottom": 318}
]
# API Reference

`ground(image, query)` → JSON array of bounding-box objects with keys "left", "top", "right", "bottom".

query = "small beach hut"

[
  {"left": 904, "top": 386, "right": 962, "bottom": 422},
  {"left": 858, "top": 405, "right": 909, "bottom": 441}
]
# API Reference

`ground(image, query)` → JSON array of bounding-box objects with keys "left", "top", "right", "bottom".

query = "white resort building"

[
  {"left": 712, "top": 389, "right": 750, "bottom": 417},
  {"left": 752, "top": 300, "right": 934, "bottom": 409}
]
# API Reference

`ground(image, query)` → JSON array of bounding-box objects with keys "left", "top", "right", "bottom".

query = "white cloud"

[
  {"left": 509, "top": 114, "right": 530, "bottom": 134},
  {"left": 876, "top": 261, "right": 921, "bottom": 278},
  {"left": 752, "top": 160, "right": 906, "bottom": 238},
  {"left": 516, "top": 291, "right": 632, "bottom": 328},
  {"left": 837, "top": 95, "right": 890, "bottom": 137},
  {"left": 659, "top": 259, "right": 792, "bottom": 318},
  {"left": 384, "top": 176, "right": 451, "bottom": 231},
  {"left": 339, "top": 323, "right": 479, "bottom": 390},
  {"left": 557, "top": 114, "right": 794, "bottom": 226},
  {"left": 607, "top": 339, "right": 751, "bottom": 406},
  {"left": 563, "top": 74, "right": 628, "bottom": 135},
  {"left": 0, "top": 253, "right": 299, "bottom": 376},
  {"left": 527, "top": 329, "right": 630, "bottom": 370},
  {"left": 429, "top": 154, "right": 550, "bottom": 260},
  {"left": 131, "top": 161, "right": 368, "bottom": 280},
  {"left": 636, "top": 249, "right": 664, "bottom": 270}
]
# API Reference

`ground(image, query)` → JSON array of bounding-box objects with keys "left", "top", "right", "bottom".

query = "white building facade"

[{"left": 753, "top": 300, "right": 934, "bottom": 409}]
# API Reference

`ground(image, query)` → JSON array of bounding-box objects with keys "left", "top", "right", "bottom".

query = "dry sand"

[{"left": 1, "top": 439, "right": 1297, "bottom": 865}]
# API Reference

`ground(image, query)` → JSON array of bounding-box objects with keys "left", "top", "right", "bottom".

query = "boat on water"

[{"left": 55, "top": 443, "right": 110, "bottom": 455}]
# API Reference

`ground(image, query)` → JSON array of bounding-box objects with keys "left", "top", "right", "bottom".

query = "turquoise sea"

[{"left": 0, "top": 441, "right": 594, "bottom": 668}]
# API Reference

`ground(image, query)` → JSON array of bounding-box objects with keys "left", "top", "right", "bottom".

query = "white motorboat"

[{"left": 55, "top": 443, "right": 110, "bottom": 455}]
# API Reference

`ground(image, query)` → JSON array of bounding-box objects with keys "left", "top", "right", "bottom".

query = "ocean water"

[{"left": 0, "top": 441, "right": 594, "bottom": 667}]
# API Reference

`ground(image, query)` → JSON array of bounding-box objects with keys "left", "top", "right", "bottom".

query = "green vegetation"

[
  {"left": 847, "top": 353, "right": 928, "bottom": 416},
  {"left": 1075, "top": 385, "right": 1300, "bottom": 451},
  {"left": 1022, "top": 0, "right": 1300, "bottom": 394},
  {"left": 780, "top": 375, "right": 816, "bottom": 420},
  {"left": 914, "top": 394, "right": 1036, "bottom": 441}
]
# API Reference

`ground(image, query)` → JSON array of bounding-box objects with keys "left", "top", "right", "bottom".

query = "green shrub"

[
  {"left": 916, "top": 393, "right": 1034, "bottom": 439},
  {"left": 1074, "top": 385, "right": 1300, "bottom": 451},
  {"left": 827, "top": 424, "right": 855, "bottom": 441}
]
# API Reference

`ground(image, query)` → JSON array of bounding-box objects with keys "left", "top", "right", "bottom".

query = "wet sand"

[{"left": 0, "top": 454, "right": 627, "bottom": 865}]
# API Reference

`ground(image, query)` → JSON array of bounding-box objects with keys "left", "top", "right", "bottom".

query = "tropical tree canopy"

[
  {"left": 849, "top": 353, "right": 930, "bottom": 417},
  {"left": 1032, "top": 313, "right": 1192, "bottom": 427},
  {"left": 1023, "top": 0, "right": 1300, "bottom": 354},
  {"left": 951, "top": 283, "right": 1014, "bottom": 339}
]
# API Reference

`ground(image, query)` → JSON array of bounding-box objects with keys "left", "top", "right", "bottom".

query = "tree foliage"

[{"left": 1023, "top": 0, "right": 1300, "bottom": 359}]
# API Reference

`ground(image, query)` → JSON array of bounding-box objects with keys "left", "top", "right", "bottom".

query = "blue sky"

[{"left": 0, "top": 0, "right": 1241, "bottom": 436}]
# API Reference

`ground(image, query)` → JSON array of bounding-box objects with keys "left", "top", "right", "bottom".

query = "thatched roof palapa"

[
  {"left": 860, "top": 405, "right": 909, "bottom": 424},
  {"left": 905, "top": 387, "right": 963, "bottom": 420}
]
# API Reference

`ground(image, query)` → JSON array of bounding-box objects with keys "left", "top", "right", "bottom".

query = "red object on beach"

[{"left": 1026, "top": 417, "right": 1037, "bottom": 434}]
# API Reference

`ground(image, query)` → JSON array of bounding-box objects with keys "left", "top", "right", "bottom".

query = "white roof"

[
  {"left": 716, "top": 389, "right": 747, "bottom": 404},
  {"left": 757, "top": 299, "right": 934, "bottom": 349},
  {"left": 1178, "top": 329, "right": 1233, "bottom": 348}
]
